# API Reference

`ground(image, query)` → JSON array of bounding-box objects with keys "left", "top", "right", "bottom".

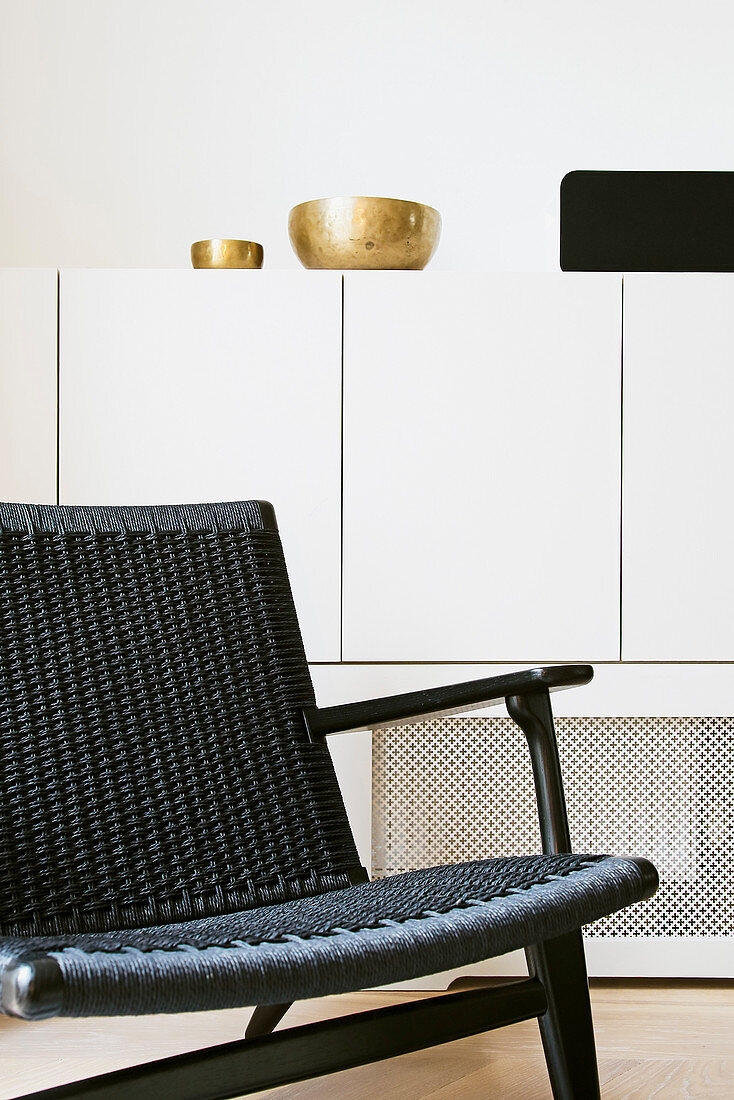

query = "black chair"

[{"left": 0, "top": 500, "right": 657, "bottom": 1100}]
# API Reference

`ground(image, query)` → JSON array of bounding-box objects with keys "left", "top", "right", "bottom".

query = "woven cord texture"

[
  {"left": 0, "top": 511, "right": 361, "bottom": 936},
  {"left": 2, "top": 854, "right": 605, "bottom": 954},
  {"left": 0, "top": 854, "right": 655, "bottom": 1016}
]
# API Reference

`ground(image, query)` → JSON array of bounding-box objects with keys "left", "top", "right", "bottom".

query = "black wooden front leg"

[
  {"left": 506, "top": 688, "right": 601, "bottom": 1100},
  {"left": 244, "top": 1002, "right": 292, "bottom": 1038},
  {"left": 525, "top": 931, "right": 601, "bottom": 1100}
]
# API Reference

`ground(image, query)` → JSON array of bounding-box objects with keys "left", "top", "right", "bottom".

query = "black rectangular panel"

[{"left": 560, "top": 171, "right": 734, "bottom": 271}]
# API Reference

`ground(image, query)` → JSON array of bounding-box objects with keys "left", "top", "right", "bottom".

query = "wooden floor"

[{"left": 2, "top": 981, "right": 733, "bottom": 1099}]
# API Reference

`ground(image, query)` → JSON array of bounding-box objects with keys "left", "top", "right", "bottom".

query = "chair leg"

[
  {"left": 526, "top": 931, "right": 601, "bottom": 1100},
  {"left": 244, "top": 1001, "right": 293, "bottom": 1039}
]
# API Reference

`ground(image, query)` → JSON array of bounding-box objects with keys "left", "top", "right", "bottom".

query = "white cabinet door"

[
  {"left": 623, "top": 274, "right": 734, "bottom": 660},
  {"left": 0, "top": 269, "right": 57, "bottom": 503},
  {"left": 343, "top": 272, "right": 622, "bottom": 662},
  {"left": 59, "top": 270, "right": 342, "bottom": 661}
]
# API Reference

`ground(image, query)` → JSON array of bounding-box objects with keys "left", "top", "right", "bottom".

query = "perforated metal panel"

[{"left": 372, "top": 717, "right": 734, "bottom": 936}]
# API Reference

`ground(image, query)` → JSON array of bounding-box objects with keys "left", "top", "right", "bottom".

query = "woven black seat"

[
  {"left": 0, "top": 855, "right": 654, "bottom": 1018},
  {"left": 0, "top": 500, "right": 657, "bottom": 1100}
]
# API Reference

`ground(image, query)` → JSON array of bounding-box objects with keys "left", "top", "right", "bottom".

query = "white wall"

[{"left": 1, "top": 0, "right": 732, "bottom": 271}]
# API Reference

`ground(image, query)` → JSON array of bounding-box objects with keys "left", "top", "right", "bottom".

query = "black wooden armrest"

[
  {"left": 305, "top": 664, "right": 594, "bottom": 854},
  {"left": 302, "top": 664, "right": 592, "bottom": 739}
]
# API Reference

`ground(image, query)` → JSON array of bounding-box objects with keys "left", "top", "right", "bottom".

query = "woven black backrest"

[{"left": 0, "top": 501, "right": 363, "bottom": 936}]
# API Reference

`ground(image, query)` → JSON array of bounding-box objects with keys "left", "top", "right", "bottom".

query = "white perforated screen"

[{"left": 372, "top": 716, "right": 733, "bottom": 936}]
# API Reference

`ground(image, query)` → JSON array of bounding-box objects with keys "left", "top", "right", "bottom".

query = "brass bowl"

[
  {"left": 191, "top": 239, "right": 264, "bottom": 269},
  {"left": 288, "top": 197, "right": 441, "bottom": 270}
]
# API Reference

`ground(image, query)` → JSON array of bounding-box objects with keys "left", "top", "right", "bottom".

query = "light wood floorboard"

[{"left": 2, "top": 981, "right": 733, "bottom": 1099}]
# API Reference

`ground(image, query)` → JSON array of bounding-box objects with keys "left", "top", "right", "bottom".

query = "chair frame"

[{"left": 12, "top": 664, "right": 604, "bottom": 1100}]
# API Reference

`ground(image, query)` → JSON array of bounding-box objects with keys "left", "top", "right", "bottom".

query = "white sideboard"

[
  {"left": 1, "top": 267, "right": 731, "bottom": 979},
  {"left": 623, "top": 274, "right": 734, "bottom": 659},
  {"left": 0, "top": 268, "right": 57, "bottom": 503},
  {"left": 343, "top": 271, "right": 621, "bottom": 661}
]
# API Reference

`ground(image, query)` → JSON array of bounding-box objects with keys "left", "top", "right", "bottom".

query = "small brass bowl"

[
  {"left": 191, "top": 239, "right": 264, "bottom": 269},
  {"left": 288, "top": 197, "right": 441, "bottom": 270}
]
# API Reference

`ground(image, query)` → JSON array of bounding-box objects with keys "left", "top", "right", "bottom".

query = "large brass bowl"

[
  {"left": 191, "top": 239, "right": 264, "bottom": 269},
  {"left": 288, "top": 197, "right": 441, "bottom": 270}
]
